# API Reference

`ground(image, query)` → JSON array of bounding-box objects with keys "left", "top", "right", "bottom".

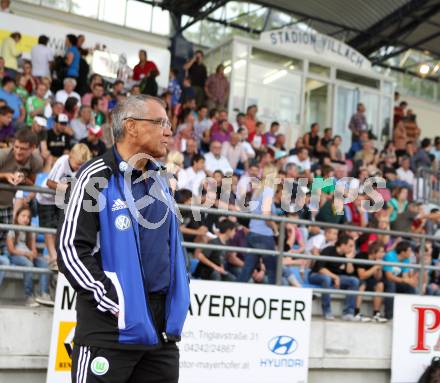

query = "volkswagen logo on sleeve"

[
  {"left": 114, "top": 214, "right": 131, "bottom": 231},
  {"left": 268, "top": 336, "right": 298, "bottom": 355}
]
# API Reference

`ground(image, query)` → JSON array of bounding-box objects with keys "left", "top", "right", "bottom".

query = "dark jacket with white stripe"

[{"left": 57, "top": 149, "right": 190, "bottom": 350}]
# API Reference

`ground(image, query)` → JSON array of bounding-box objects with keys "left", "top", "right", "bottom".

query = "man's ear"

[{"left": 124, "top": 120, "right": 137, "bottom": 138}]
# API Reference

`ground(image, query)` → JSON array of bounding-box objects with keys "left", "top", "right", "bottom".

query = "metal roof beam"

[
  {"left": 176, "top": 0, "right": 229, "bottom": 33},
  {"left": 348, "top": 0, "right": 430, "bottom": 51},
  {"left": 374, "top": 62, "right": 439, "bottom": 83}
]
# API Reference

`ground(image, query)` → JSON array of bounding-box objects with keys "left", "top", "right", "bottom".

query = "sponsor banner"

[
  {"left": 180, "top": 280, "right": 312, "bottom": 383},
  {"left": 392, "top": 295, "right": 440, "bottom": 382},
  {"left": 47, "top": 278, "right": 312, "bottom": 383},
  {"left": 260, "top": 27, "right": 371, "bottom": 71}
]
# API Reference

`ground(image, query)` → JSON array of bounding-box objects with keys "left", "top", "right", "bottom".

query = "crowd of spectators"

[{"left": 0, "top": 28, "right": 439, "bottom": 322}]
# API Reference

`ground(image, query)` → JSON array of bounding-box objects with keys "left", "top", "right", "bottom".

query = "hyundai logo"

[{"left": 268, "top": 336, "right": 298, "bottom": 355}]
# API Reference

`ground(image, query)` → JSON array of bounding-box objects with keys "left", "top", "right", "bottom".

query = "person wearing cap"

[
  {"left": 46, "top": 113, "right": 73, "bottom": 158},
  {"left": 30, "top": 116, "right": 50, "bottom": 162},
  {"left": 55, "top": 78, "right": 81, "bottom": 106},
  {"left": 58, "top": 95, "right": 189, "bottom": 382},
  {"left": 80, "top": 125, "right": 107, "bottom": 157}
]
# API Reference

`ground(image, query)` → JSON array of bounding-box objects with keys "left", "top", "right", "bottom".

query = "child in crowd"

[{"left": 7, "top": 206, "right": 53, "bottom": 307}]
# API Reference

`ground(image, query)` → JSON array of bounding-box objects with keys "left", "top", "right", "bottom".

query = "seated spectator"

[
  {"left": 249, "top": 121, "right": 267, "bottom": 152},
  {"left": 21, "top": 60, "right": 37, "bottom": 94},
  {"left": 91, "top": 96, "right": 107, "bottom": 125},
  {"left": 205, "top": 64, "right": 229, "bottom": 110},
  {"left": 404, "top": 109, "right": 421, "bottom": 141},
  {"left": 203, "top": 140, "right": 233, "bottom": 176},
  {"left": 177, "top": 154, "right": 206, "bottom": 196},
  {"left": 193, "top": 105, "right": 211, "bottom": 145},
  {"left": 81, "top": 83, "right": 105, "bottom": 107},
  {"left": 244, "top": 104, "right": 257, "bottom": 137},
  {"left": 387, "top": 186, "right": 409, "bottom": 224},
  {"left": 211, "top": 119, "right": 231, "bottom": 143},
  {"left": 174, "top": 112, "right": 195, "bottom": 153},
  {"left": 55, "top": 78, "right": 81, "bottom": 105},
  {"left": 0, "top": 76, "right": 23, "bottom": 122},
  {"left": 411, "top": 137, "right": 432, "bottom": 171},
  {"left": 221, "top": 132, "right": 248, "bottom": 171},
  {"left": 0, "top": 128, "right": 43, "bottom": 251},
  {"left": 46, "top": 113, "right": 73, "bottom": 158},
  {"left": 344, "top": 194, "right": 369, "bottom": 227},
  {"left": 328, "top": 135, "right": 345, "bottom": 164},
  {"left": 80, "top": 126, "right": 107, "bottom": 157},
  {"left": 71, "top": 105, "right": 94, "bottom": 143},
  {"left": 303, "top": 122, "right": 320, "bottom": 157},
  {"left": 64, "top": 96, "right": 80, "bottom": 121},
  {"left": 431, "top": 136, "right": 440, "bottom": 163},
  {"left": 210, "top": 109, "right": 233, "bottom": 140},
  {"left": 30, "top": 116, "right": 50, "bottom": 162},
  {"left": 384, "top": 241, "right": 418, "bottom": 319},
  {"left": 286, "top": 147, "right": 311, "bottom": 178},
  {"left": 265, "top": 121, "right": 280, "bottom": 146},
  {"left": 25, "top": 82, "right": 48, "bottom": 126},
  {"left": 15, "top": 74, "right": 29, "bottom": 106},
  {"left": 194, "top": 219, "right": 237, "bottom": 281},
  {"left": 305, "top": 227, "right": 338, "bottom": 255},
  {"left": 182, "top": 138, "right": 198, "bottom": 169},
  {"left": 7, "top": 206, "right": 53, "bottom": 307},
  {"left": 232, "top": 112, "right": 246, "bottom": 133},
  {"left": 31, "top": 35, "right": 53, "bottom": 79},
  {"left": 46, "top": 102, "right": 63, "bottom": 130},
  {"left": 0, "top": 105, "right": 14, "bottom": 146},
  {"left": 36, "top": 143, "right": 91, "bottom": 269},
  {"left": 238, "top": 127, "right": 256, "bottom": 160},
  {"left": 396, "top": 156, "right": 415, "bottom": 188},
  {"left": 132, "top": 49, "right": 159, "bottom": 82},
  {"left": 308, "top": 234, "right": 360, "bottom": 320},
  {"left": 355, "top": 241, "right": 388, "bottom": 322},
  {"left": 273, "top": 133, "right": 286, "bottom": 151},
  {"left": 181, "top": 78, "right": 195, "bottom": 104}
]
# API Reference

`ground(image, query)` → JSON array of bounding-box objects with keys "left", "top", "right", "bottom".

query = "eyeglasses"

[{"left": 123, "top": 117, "right": 172, "bottom": 130}]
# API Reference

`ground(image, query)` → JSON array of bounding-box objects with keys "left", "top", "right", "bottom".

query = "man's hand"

[
  {"left": 214, "top": 265, "right": 227, "bottom": 275},
  {"left": 3, "top": 172, "right": 18, "bottom": 185},
  {"left": 332, "top": 276, "right": 340, "bottom": 289},
  {"left": 197, "top": 226, "right": 209, "bottom": 236}
]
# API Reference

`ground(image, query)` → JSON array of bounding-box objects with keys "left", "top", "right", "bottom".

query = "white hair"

[
  {"left": 110, "top": 95, "right": 165, "bottom": 142},
  {"left": 64, "top": 77, "right": 77, "bottom": 87}
]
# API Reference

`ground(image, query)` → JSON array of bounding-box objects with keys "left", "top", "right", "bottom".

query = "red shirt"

[{"left": 132, "top": 61, "right": 159, "bottom": 81}]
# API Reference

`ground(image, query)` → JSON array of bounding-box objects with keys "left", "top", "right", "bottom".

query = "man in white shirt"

[
  {"left": 55, "top": 78, "right": 81, "bottom": 106},
  {"left": 221, "top": 132, "right": 248, "bottom": 170},
  {"left": 396, "top": 155, "right": 415, "bottom": 187},
  {"left": 177, "top": 154, "right": 206, "bottom": 196},
  {"left": 238, "top": 127, "right": 255, "bottom": 159},
  {"left": 203, "top": 140, "right": 233, "bottom": 176},
  {"left": 30, "top": 35, "right": 54, "bottom": 78},
  {"left": 286, "top": 147, "right": 311, "bottom": 176}
]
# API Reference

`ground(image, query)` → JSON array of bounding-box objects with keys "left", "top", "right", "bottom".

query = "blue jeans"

[
  {"left": 238, "top": 233, "right": 277, "bottom": 284},
  {"left": 0, "top": 255, "right": 10, "bottom": 287},
  {"left": 9, "top": 255, "right": 49, "bottom": 297},
  {"left": 384, "top": 280, "right": 417, "bottom": 319},
  {"left": 308, "top": 273, "right": 360, "bottom": 316}
]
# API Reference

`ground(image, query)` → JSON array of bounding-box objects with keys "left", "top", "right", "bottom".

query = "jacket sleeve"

[{"left": 57, "top": 162, "right": 119, "bottom": 315}]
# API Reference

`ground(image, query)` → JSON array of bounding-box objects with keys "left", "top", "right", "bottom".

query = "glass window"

[
  {"left": 182, "top": 16, "right": 202, "bottom": 45},
  {"left": 336, "top": 70, "right": 380, "bottom": 89},
  {"left": 71, "top": 0, "right": 99, "bottom": 18},
  {"left": 382, "top": 96, "right": 392, "bottom": 140},
  {"left": 125, "top": 0, "right": 152, "bottom": 31},
  {"left": 19, "top": 0, "right": 40, "bottom": 4},
  {"left": 305, "top": 79, "right": 329, "bottom": 128},
  {"left": 383, "top": 81, "right": 393, "bottom": 96},
  {"left": 362, "top": 91, "right": 380, "bottom": 137},
  {"left": 251, "top": 47, "right": 302, "bottom": 70},
  {"left": 420, "top": 79, "right": 435, "bottom": 100},
  {"left": 151, "top": 7, "right": 170, "bottom": 35},
  {"left": 41, "top": 0, "right": 69, "bottom": 11},
  {"left": 309, "top": 62, "right": 330, "bottom": 78},
  {"left": 99, "top": 0, "right": 126, "bottom": 26},
  {"left": 335, "top": 86, "right": 360, "bottom": 153},
  {"left": 401, "top": 73, "right": 419, "bottom": 96}
]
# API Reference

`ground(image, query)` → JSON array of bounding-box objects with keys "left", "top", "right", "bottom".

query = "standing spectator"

[
  {"left": 244, "top": 104, "right": 258, "bottom": 137},
  {"left": 76, "top": 48, "right": 90, "bottom": 96},
  {"left": 79, "top": 125, "right": 107, "bottom": 157},
  {"left": 177, "top": 154, "right": 206, "bottom": 196},
  {"left": 31, "top": 35, "right": 53, "bottom": 79},
  {"left": 65, "top": 34, "right": 80, "bottom": 80},
  {"left": 1, "top": 0, "right": 11, "bottom": 12},
  {"left": 264, "top": 121, "right": 280, "bottom": 147},
  {"left": 183, "top": 50, "right": 207, "bottom": 107},
  {"left": 349, "top": 102, "right": 368, "bottom": 143},
  {"left": 203, "top": 140, "right": 233, "bottom": 176},
  {"left": 181, "top": 77, "right": 195, "bottom": 104},
  {"left": 140, "top": 69, "right": 159, "bottom": 97},
  {"left": 46, "top": 113, "right": 72, "bottom": 158},
  {"left": 194, "top": 219, "right": 237, "bottom": 281},
  {"left": 0, "top": 105, "right": 14, "bottom": 145},
  {"left": 132, "top": 49, "right": 159, "bottom": 81},
  {"left": 205, "top": 64, "right": 229, "bottom": 110},
  {"left": 384, "top": 241, "right": 418, "bottom": 319},
  {"left": 0, "top": 32, "right": 21, "bottom": 78},
  {"left": 70, "top": 105, "right": 93, "bottom": 142},
  {"left": 7, "top": 206, "right": 52, "bottom": 307},
  {"left": 168, "top": 68, "right": 181, "bottom": 110},
  {"left": 55, "top": 78, "right": 81, "bottom": 105},
  {"left": 25, "top": 83, "right": 48, "bottom": 126},
  {"left": 221, "top": 132, "right": 248, "bottom": 170},
  {"left": 309, "top": 234, "right": 360, "bottom": 320},
  {"left": 0, "top": 129, "right": 43, "bottom": 250},
  {"left": 0, "top": 76, "right": 23, "bottom": 122}
]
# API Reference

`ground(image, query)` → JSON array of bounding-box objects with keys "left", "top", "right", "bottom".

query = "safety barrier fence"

[
  {"left": 416, "top": 167, "right": 440, "bottom": 205},
  {"left": 0, "top": 183, "right": 438, "bottom": 301}
]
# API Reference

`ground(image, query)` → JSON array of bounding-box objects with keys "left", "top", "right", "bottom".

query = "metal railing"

[
  {"left": 416, "top": 167, "right": 440, "bottom": 205},
  {"left": 0, "top": 183, "right": 438, "bottom": 301}
]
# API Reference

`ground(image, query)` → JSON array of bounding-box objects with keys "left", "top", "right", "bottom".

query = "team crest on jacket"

[{"left": 114, "top": 214, "right": 131, "bottom": 231}]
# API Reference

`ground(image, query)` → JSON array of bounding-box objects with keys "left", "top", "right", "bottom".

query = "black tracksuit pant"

[{"left": 71, "top": 294, "right": 179, "bottom": 383}]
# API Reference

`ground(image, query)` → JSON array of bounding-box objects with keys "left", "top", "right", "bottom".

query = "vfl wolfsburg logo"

[{"left": 91, "top": 357, "right": 109, "bottom": 376}]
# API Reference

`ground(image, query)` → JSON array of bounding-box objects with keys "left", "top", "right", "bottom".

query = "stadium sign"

[
  {"left": 48, "top": 277, "right": 312, "bottom": 383},
  {"left": 392, "top": 295, "right": 440, "bottom": 382},
  {"left": 260, "top": 27, "right": 372, "bottom": 71}
]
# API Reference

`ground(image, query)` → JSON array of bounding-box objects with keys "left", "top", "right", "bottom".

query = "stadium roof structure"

[{"left": 141, "top": 0, "right": 440, "bottom": 80}]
